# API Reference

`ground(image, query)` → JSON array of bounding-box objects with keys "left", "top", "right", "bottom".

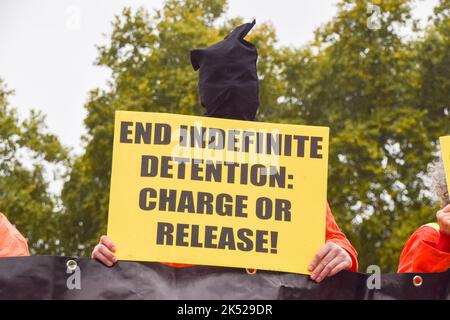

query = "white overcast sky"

[{"left": 0, "top": 0, "right": 438, "bottom": 154}]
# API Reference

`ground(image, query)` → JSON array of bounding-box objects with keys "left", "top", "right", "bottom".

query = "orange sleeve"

[
  {"left": 398, "top": 225, "right": 450, "bottom": 273},
  {"left": 161, "top": 262, "right": 192, "bottom": 268},
  {"left": 0, "top": 213, "right": 30, "bottom": 257},
  {"left": 325, "top": 203, "right": 359, "bottom": 272}
]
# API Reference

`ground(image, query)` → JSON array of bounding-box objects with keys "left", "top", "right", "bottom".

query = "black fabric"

[
  {"left": 0, "top": 256, "right": 449, "bottom": 300},
  {"left": 191, "top": 20, "right": 259, "bottom": 121}
]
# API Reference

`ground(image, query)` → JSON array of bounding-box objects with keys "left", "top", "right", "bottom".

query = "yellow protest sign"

[
  {"left": 440, "top": 136, "right": 450, "bottom": 202},
  {"left": 107, "top": 111, "right": 329, "bottom": 274}
]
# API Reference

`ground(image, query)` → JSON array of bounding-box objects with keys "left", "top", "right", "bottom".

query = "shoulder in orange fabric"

[
  {"left": 398, "top": 224, "right": 450, "bottom": 273},
  {"left": 0, "top": 213, "right": 30, "bottom": 257}
]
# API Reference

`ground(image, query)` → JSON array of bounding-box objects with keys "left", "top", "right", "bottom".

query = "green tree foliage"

[
  {"left": 0, "top": 79, "right": 68, "bottom": 254},
  {"left": 4, "top": 0, "right": 442, "bottom": 271},
  {"left": 417, "top": 0, "right": 450, "bottom": 136},
  {"left": 280, "top": 0, "right": 448, "bottom": 271}
]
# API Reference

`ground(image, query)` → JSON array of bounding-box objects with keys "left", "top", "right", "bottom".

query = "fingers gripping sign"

[
  {"left": 91, "top": 235, "right": 117, "bottom": 267},
  {"left": 308, "top": 241, "right": 352, "bottom": 283}
]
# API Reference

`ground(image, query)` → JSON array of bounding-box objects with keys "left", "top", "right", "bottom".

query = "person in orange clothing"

[
  {"left": 0, "top": 212, "right": 30, "bottom": 257},
  {"left": 398, "top": 158, "right": 450, "bottom": 273},
  {"left": 92, "top": 20, "right": 358, "bottom": 283}
]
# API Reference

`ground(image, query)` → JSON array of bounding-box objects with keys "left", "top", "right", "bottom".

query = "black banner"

[{"left": 0, "top": 256, "right": 449, "bottom": 300}]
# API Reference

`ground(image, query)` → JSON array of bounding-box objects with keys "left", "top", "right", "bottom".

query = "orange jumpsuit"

[
  {"left": 163, "top": 202, "right": 359, "bottom": 272},
  {"left": 398, "top": 223, "right": 450, "bottom": 273},
  {"left": 0, "top": 213, "right": 30, "bottom": 257}
]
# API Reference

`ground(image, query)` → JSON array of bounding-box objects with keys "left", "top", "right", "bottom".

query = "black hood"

[{"left": 190, "top": 20, "right": 259, "bottom": 121}]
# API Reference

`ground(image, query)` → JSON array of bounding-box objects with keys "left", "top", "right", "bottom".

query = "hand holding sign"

[
  {"left": 308, "top": 241, "right": 353, "bottom": 282},
  {"left": 92, "top": 235, "right": 117, "bottom": 267}
]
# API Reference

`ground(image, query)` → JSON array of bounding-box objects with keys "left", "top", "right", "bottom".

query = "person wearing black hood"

[{"left": 92, "top": 21, "right": 358, "bottom": 283}]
